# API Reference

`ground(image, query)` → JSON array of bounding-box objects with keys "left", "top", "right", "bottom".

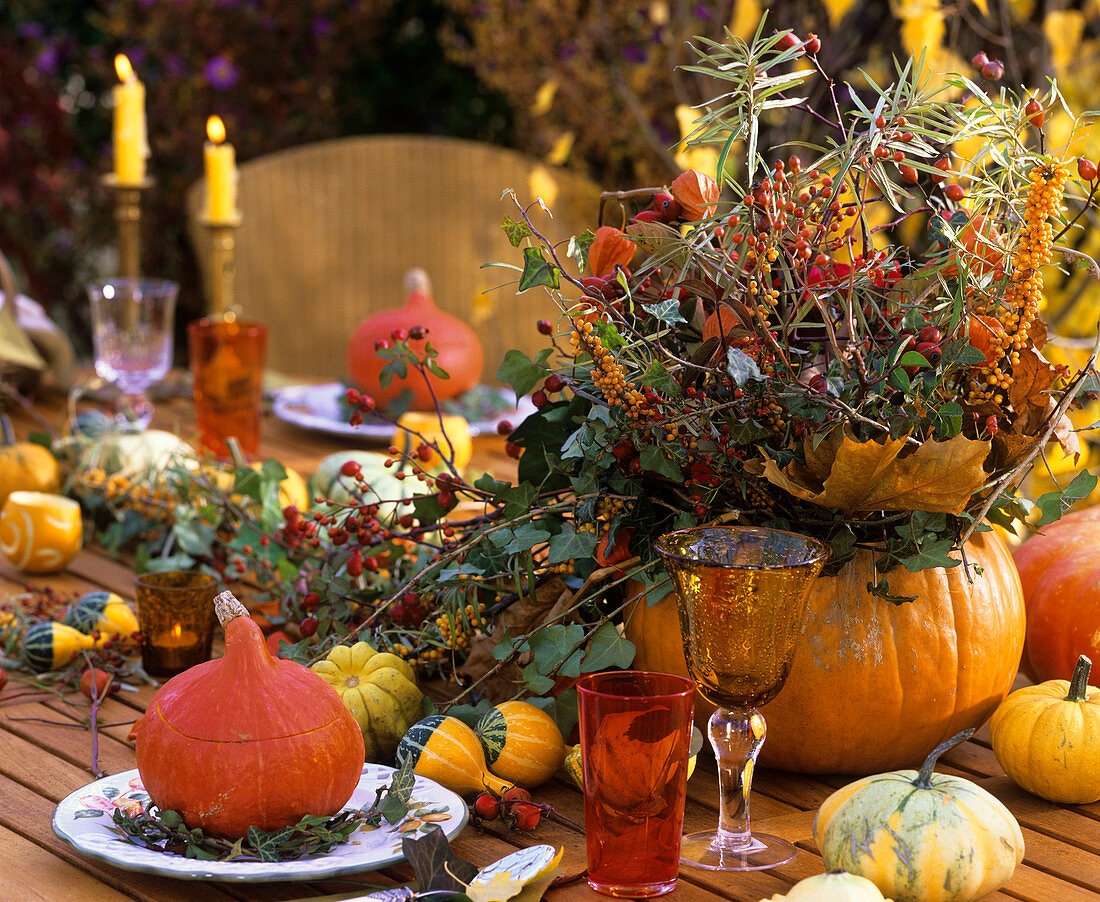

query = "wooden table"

[{"left": 2, "top": 389, "right": 1100, "bottom": 901}]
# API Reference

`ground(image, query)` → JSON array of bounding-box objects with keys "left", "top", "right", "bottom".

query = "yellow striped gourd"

[
  {"left": 475, "top": 700, "right": 565, "bottom": 788},
  {"left": 22, "top": 621, "right": 95, "bottom": 672},
  {"left": 396, "top": 715, "right": 514, "bottom": 796}
]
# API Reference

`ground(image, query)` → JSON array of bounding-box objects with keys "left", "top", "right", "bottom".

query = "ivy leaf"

[
  {"left": 581, "top": 622, "right": 636, "bottom": 672},
  {"left": 379, "top": 756, "right": 416, "bottom": 825},
  {"left": 1034, "top": 470, "right": 1099, "bottom": 526},
  {"left": 649, "top": 298, "right": 686, "bottom": 325},
  {"left": 501, "top": 215, "right": 532, "bottom": 247},
  {"left": 404, "top": 825, "right": 480, "bottom": 894},
  {"left": 567, "top": 229, "right": 596, "bottom": 271},
  {"left": 497, "top": 348, "right": 553, "bottom": 396},
  {"left": 547, "top": 521, "right": 597, "bottom": 564},
  {"left": 866, "top": 577, "right": 918, "bottom": 604},
  {"left": 528, "top": 624, "right": 587, "bottom": 678},
  {"left": 899, "top": 535, "right": 960, "bottom": 572},
  {"left": 492, "top": 522, "right": 553, "bottom": 555},
  {"left": 517, "top": 247, "right": 560, "bottom": 291},
  {"left": 247, "top": 825, "right": 295, "bottom": 862},
  {"left": 639, "top": 444, "right": 683, "bottom": 481},
  {"left": 499, "top": 483, "right": 539, "bottom": 520},
  {"left": 726, "top": 347, "right": 763, "bottom": 384}
]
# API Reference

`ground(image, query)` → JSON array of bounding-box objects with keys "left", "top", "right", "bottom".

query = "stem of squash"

[
  {"left": 914, "top": 728, "right": 975, "bottom": 789},
  {"left": 1066, "top": 655, "right": 1092, "bottom": 703},
  {"left": 214, "top": 590, "right": 249, "bottom": 627}
]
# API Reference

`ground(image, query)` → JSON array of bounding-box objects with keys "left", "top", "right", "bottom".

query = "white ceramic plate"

[
  {"left": 270, "top": 383, "right": 536, "bottom": 441},
  {"left": 52, "top": 764, "right": 468, "bottom": 882}
]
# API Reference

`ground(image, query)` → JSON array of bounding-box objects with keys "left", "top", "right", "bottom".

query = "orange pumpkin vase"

[{"left": 626, "top": 529, "right": 1024, "bottom": 775}]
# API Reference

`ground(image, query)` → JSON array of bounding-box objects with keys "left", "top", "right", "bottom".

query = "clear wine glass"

[
  {"left": 87, "top": 278, "right": 179, "bottom": 430},
  {"left": 655, "top": 526, "right": 828, "bottom": 871}
]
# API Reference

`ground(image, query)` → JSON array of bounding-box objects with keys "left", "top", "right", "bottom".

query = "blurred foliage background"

[{"left": 1, "top": 0, "right": 1099, "bottom": 353}]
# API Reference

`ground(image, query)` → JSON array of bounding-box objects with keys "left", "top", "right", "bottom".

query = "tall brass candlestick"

[
  {"left": 102, "top": 174, "right": 153, "bottom": 279},
  {"left": 203, "top": 214, "right": 242, "bottom": 318}
]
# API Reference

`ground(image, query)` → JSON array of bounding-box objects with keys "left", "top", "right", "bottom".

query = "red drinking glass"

[{"left": 577, "top": 670, "right": 695, "bottom": 897}]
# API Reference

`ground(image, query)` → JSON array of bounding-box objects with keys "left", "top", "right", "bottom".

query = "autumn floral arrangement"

[{"left": 38, "top": 25, "right": 1100, "bottom": 714}]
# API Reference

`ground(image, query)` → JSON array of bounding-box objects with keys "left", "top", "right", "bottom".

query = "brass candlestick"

[
  {"left": 102, "top": 174, "right": 153, "bottom": 279},
  {"left": 202, "top": 214, "right": 243, "bottom": 318}
]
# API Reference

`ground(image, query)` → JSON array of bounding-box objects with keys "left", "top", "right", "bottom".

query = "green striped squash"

[
  {"left": 396, "top": 715, "right": 513, "bottom": 797},
  {"left": 814, "top": 731, "right": 1024, "bottom": 902},
  {"left": 475, "top": 701, "right": 566, "bottom": 788},
  {"left": 22, "top": 621, "right": 95, "bottom": 673},
  {"left": 63, "top": 591, "right": 139, "bottom": 642}
]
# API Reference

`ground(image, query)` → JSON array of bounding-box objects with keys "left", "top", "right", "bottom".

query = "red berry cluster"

[
  {"left": 343, "top": 388, "right": 376, "bottom": 427},
  {"left": 471, "top": 787, "right": 542, "bottom": 832}
]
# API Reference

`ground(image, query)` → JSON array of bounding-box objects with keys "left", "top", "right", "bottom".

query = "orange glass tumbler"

[
  {"left": 188, "top": 318, "right": 267, "bottom": 457},
  {"left": 578, "top": 670, "right": 695, "bottom": 897}
]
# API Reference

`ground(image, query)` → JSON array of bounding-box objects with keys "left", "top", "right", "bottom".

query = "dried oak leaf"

[
  {"left": 588, "top": 226, "right": 636, "bottom": 278},
  {"left": 457, "top": 576, "right": 575, "bottom": 703},
  {"left": 1007, "top": 343, "right": 1058, "bottom": 414},
  {"left": 670, "top": 169, "right": 720, "bottom": 221},
  {"left": 757, "top": 431, "right": 991, "bottom": 514}
]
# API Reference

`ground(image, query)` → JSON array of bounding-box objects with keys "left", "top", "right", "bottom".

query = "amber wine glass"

[{"left": 656, "top": 526, "right": 828, "bottom": 871}]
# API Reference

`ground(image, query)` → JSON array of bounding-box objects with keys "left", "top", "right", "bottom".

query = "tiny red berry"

[
  {"left": 299, "top": 617, "right": 318, "bottom": 638},
  {"left": 981, "top": 60, "right": 1004, "bottom": 80},
  {"left": 374, "top": 338, "right": 390, "bottom": 352},
  {"left": 971, "top": 51, "right": 989, "bottom": 70},
  {"left": 932, "top": 157, "right": 951, "bottom": 184},
  {"left": 340, "top": 460, "right": 362, "bottom": 478},
  {"left": 1078, "top": 157, "right": 1097, "bottom": 181},
  {"left": 944, "top": 184, "right": 965, "bottom": 202},
  {"left": 804, "top": 33, "right": 821, "bottom": 54},
  {"left": 473, "top": 793, "right": 501, "bottom": 821},
  {"left": 301, "top": 591, "right": 321, "bottom": 612},
  {"left": 496, "top": 419, "right": 514, "bottom": 436},
  {"left": 537, "top": 319, "right": 554, "bottom": 335},
  {"left": 0, "top": 667, "right": 7, "bottom": 693},
  {"left": 899, "top": 164, "right": 918, "bottom": 184},
  {"left": 874, "top": 115, "right": 887, "bottom": 129},
  {"left": 505, "top": 441, "right": 522, "bottom": 459},
  {"left": 531, "top": 389, "right": 548, "bottom": 408},
  {"left": 917, "top": 326, "right": 941, "bottom": 344},
  {"left": 544, "top": 373, "right": 565, "bottom": 392},
  {"left": 501, "top": 786, "right": 532, "bottom": 805},
  {"left": 509, "top": 801, "right": 541, "bottom": 832},
  {"left": 391, "top": 327, "right": 408, "bottom": 342}
]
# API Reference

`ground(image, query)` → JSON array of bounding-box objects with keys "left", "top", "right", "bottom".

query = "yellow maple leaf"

[
  {"left": 758, "top": 432, "right": 991, "bottom": 514},
  {"left": 467, "top": 845, "right": 564, "bottom": 902}
]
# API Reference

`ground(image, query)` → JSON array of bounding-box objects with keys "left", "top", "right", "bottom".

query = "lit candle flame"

[
  {"left": 171, "top": 622, "right": 182, "bottom": 640},
  {"left": 114, "top": 53, "right": 133, "bottom": 83},
  {"left": 206, "top": 115, "right": 226, "bottom": 145}
]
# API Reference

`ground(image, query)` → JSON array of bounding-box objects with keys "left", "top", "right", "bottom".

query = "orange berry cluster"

[
  {"left": 76, "top": 469, "right": 174, "bottom": 521},
  {"left": 569, "top": 318, "right": 654, "bottom": 422},
  {"left": 971, "top": 160, "right": 1067, "bottom": 403}
]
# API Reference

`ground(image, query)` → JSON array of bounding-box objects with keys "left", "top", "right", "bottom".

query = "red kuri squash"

[
  {"left": 133, "top": 591, "right": 365, "bottom": 838},
  {"left": 626, "top": 530, "right": 1024, "bottom": 774},
  {"left": 346, "top": 269, "right": 484, "bottom": 411}
]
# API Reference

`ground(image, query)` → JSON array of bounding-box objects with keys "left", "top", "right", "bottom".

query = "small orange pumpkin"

[{"left": 133, "top": 591, "right": 365, "bottom": 838}]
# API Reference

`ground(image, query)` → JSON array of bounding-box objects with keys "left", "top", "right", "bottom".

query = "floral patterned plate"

[{"left": 52, "top": 764, "right": 468, "bottom": 882}]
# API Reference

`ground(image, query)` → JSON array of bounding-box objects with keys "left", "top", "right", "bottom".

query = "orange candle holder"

[
  {"left": 134, "top": 570, "right": 219, "bottom": 677},
  {"left": 188, "top": 317, "right": 268, "bottom": 458}
]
